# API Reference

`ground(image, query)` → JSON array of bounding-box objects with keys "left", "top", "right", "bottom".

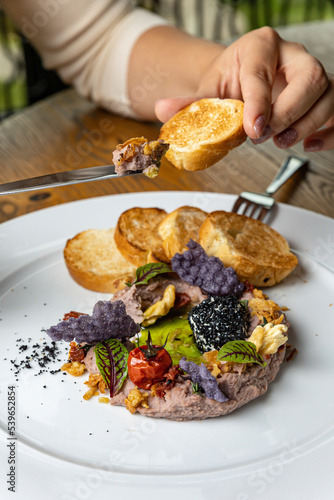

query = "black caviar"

[{"left": 188, "top": 295, "right": 249, "bottom": 352}]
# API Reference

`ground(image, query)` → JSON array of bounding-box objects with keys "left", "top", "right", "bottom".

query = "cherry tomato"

[{"left": 128, "top": 341, "right": 172, "bottom": 390}]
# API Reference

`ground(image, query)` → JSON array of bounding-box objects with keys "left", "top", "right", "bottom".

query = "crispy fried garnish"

[
  {"left": 150, "top": 383, "right": 161, "bottom": 398},
  {"left": 125, "top": 387, "right": 149, "bottom": 414},
  {"left": 202, "top": 350, "right": 218, "bottom": 364},
  {"left": 220, "top": 361, "right": 246, "bottom": 374},
  {"left": 252, "top": 288, "right": 268, "bottom": 299},
  {"left": 271, "top": 313, "right": 285, "bottom": 325},
  {"left": 142, "top": 284, "right": 176, "bottom": 326},
  {"left": 202, "top": 350, "right": 222, "bottom": 377},
  {"left": 220, "top": 362, "right": 233, "bottom": 374},
  {"left": 249, "top": 296, "right": 282, "bottom": 324},
  {"left": 83, "top": 373, "right": 107, "bottom": 401},
  {"left": 98, "top": 397, "right": 110, "bottom": 404},
  {"left": 98, "top": 380, "right": 107, "bottom": 394},
  {"left": 84, "top": 373, "right": 103, "bottom": 387},
  {"left": 210, "top": 364, "right": 221, "bottom": 377},
  {"left": 115, "top": 136, "right": 146, "bottom": 158},
  {"left": 248, "top": 323, "right": 288, "bottom": 355},
  {"left": 61, "top": 361, "right": 86, "bottom": 376},
  {"left": 83, "top": 387, "right": 99, "bottom": 400}
]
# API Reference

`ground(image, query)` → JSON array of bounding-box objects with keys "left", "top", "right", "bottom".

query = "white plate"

[{"left": 0, "top": 191, "right": 333, "bottom": 500}]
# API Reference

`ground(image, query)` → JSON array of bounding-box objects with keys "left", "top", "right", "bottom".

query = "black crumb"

[{"left": 7, "top": 337, "right": 63, "bottom": 377}]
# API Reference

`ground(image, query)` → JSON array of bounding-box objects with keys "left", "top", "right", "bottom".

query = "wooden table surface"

[{"left": 0, "top": 20, "right": 333, "bottom": 224}]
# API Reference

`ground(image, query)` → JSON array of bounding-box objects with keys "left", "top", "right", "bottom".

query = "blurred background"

[{"left": 1, "top": 0, "right": 334, "bottom": 121}]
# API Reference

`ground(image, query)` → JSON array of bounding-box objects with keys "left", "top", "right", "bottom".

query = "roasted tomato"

[
  {"left": 68, "top": 341, "right": 85, "bottom": 362},
  {"left": 128, "top": 332, "right": 172, "bottom": 390},
  {"left": 63, "top": 311, "right": 86, "bottom": 321}
]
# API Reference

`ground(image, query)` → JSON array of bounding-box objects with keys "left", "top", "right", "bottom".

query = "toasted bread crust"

[
  {"left": 199, "top": 211, "right": 298, "bottom": 287},
  {"left": 158, "top": 206, "right": 208, "bottom": 259},
  {"left": 159, "top": 98, "right": 246, "bottom": 171},
  {"left": 114, "top": 207, "right": 170, "bottom": 267},
  {"left": 64, "top": 228, "right": 137, "bottom": 293}
]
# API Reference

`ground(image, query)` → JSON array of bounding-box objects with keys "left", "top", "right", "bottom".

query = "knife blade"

[{"left": 0, "top": 164, "right": 141, "bottom": 196}]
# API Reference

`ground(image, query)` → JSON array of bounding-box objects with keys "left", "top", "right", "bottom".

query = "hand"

[{"left": 155, "top": 27, "right": 334, "bottom": 152}]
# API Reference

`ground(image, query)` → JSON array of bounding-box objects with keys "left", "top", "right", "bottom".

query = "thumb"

[{"left": 155, "top": 96, "right": 199, "bottom": 122}]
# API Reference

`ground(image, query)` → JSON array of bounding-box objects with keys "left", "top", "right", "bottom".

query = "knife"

[{"left": 0, "top": 164, "right": 141, "bottom": 196}]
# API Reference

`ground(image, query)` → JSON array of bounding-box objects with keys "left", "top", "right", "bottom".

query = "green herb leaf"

[
  {"left": 82, "top": 343, "right": 94, "bottom": 356},
  {"left": 217, "top": 340, "right": 267, "bottom": 367},
  {"left": 191, "top": 381, "right": 204, "bottom": 397},
  {"left": 262, "top": 317, "right": 268, "bottom": 326},
  {"left": 128, "top": 262, "right": 173, "bottom": 287},
  {"left": 94, "top": 339, "right": 128, "bottom": 397},
  {"left": 240, "top": 299, "right": 249, "bottom": 309}
]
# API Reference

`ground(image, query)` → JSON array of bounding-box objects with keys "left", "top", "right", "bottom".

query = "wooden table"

[{"left": 0, "top": 20, "right": 333, "bottom": 224}]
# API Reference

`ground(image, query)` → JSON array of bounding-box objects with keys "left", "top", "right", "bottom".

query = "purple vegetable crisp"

[
  {"left": 179, "top": 357, "right": 229, "bottom": 403},
  {"left": 46, "top": 300, "right": 140, "bottom": 344},
  {"left": 171, "top": 239, "right": 244, "bottom": 297}
]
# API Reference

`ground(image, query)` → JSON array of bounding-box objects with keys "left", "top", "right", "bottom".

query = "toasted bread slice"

[
  {"left": 114, "top": 207, "right": 169, "bottom": 267},
  {"left": 158, "top": 206, "right": 208, "bottom": 259},
  {"left": 199, "top": 211, "right": 298, "bottom": 287},
  {"left": 64, "top": 228, "right": 137, "bottom": 293},
  {"left": 159, "top": 98, "right": 246, "bottom": 171}
]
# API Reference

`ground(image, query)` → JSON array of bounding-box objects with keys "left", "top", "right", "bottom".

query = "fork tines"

[{"left": 232, "top": 192, "right": 275, "bottom": 221}]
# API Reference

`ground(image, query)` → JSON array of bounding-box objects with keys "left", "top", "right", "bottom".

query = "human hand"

[{"left": 155, "top": 27, "right": 334, "bottom": 152}]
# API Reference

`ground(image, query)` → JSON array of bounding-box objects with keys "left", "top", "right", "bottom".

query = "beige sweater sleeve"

[{"left": 2, "top": 0, "right": 169, "bottom": 118}]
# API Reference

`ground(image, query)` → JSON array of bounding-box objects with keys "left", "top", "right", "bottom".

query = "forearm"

[{"left": 128, "top": 26, "right": 225, "bottom": 120}]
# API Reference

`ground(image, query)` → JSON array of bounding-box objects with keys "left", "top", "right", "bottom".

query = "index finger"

[{"left": 239, "top": 27, "right": 279, "bottom": 139}]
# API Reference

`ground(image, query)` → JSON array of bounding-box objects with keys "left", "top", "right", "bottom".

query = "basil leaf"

[
  {"left": 94, "top": 339, "right": 128, "bottom": 397},
  {"left": 217, "top": 340, "right": 267, "bottom": 367},
  {"left": 128, "top": 262, "right": 173, "bottom": 287}
]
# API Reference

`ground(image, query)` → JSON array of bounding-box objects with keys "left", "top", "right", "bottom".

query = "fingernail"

[
  {"left": 254, "top": 115, "right": 266, "bottom": 138},
  {"left": 304, "top": 139, "right": 323, "bottom": 152},
  {"left": 275, "top": 128, "right": 298, "bottom": 149},
  {"left": 251, "top": 125, "right": 272, "bottom": 144}
]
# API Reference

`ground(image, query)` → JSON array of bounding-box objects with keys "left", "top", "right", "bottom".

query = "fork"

[{"left": 231, "top": 155, "right": 308, "bottom": 221}]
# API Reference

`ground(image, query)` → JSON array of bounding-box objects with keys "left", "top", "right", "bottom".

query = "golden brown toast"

[
  {"left": 63, "top": 228, "right": 137, "bottom": 293},
  {"left": 114, "top": 207, "right": 170, "bottom": 267},
  {"left": 199, "top": 211, "right": 298, "bottom": 287},
  {"left": 159, "top": 98, "right": 246, "bottom": 171},
  {"left": 158, "top": 206, "right": 208, "bottom": 259}
]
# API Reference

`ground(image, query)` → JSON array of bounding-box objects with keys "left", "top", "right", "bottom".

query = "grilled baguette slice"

[
  {"left": 159, "top": 98, "right": 246, "bottom": 171},
  {"left": 64, "top": 228, "right": 137, "bottom": 293},
  {"left": 158, "top": 205, "right": 208, "bottom": 259},
  {"left": 199, "top": 211, "right": 298, "bottom": 287},
  {"left": 114, "top": 207, "right": 170, "bottom": 267}
]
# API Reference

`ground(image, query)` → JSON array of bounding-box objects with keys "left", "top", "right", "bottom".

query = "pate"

[
  {"left": 49, "top": 243, "right": 289, "bottom": 421},
  {"left": 112, "top": 136, "right": 169, "bottom": 177}
]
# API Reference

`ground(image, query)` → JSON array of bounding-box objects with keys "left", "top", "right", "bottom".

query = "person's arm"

[{"left": 1, "top": 0, "right": 170, "bottom": 117}]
